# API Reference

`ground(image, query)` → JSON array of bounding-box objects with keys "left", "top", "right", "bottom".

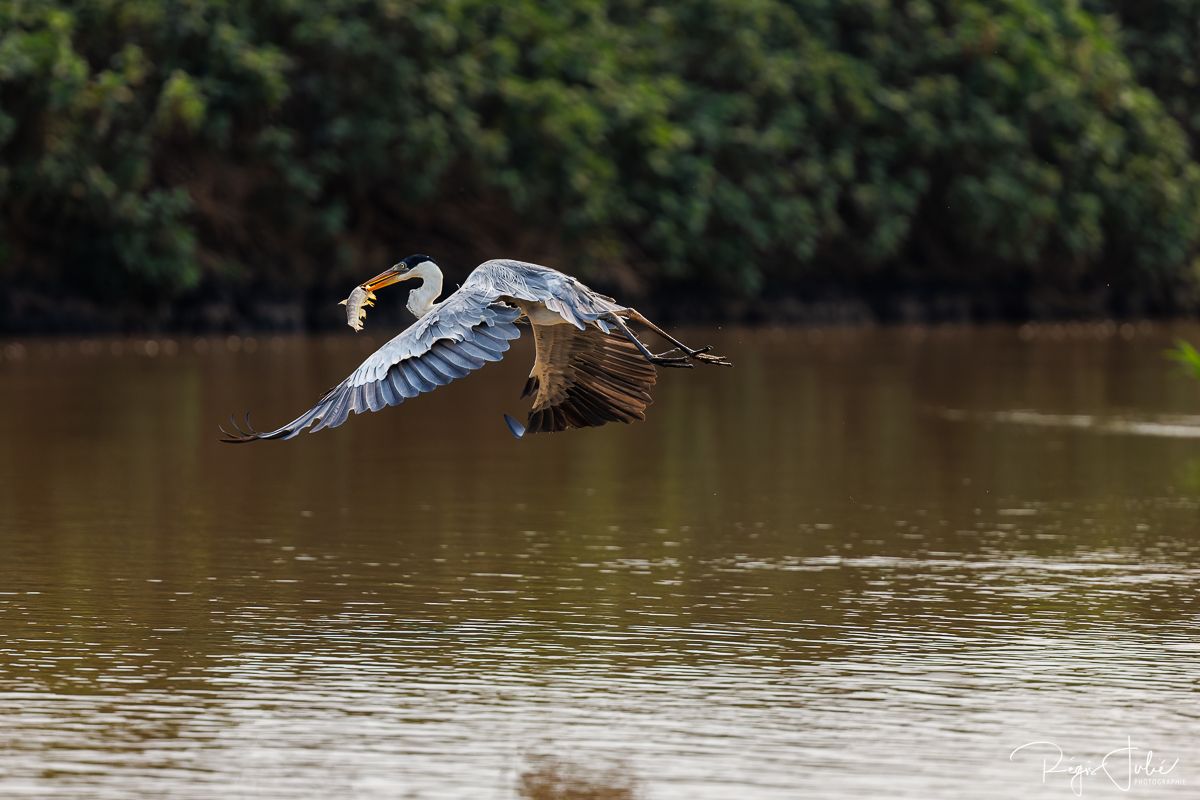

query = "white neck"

[{"left": 406, "top": 261, "right": 443, "bottom": 318}]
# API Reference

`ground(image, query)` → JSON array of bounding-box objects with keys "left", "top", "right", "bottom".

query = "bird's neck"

[{"left": 406, "top": 262, "right": 443, "bottom": 318}]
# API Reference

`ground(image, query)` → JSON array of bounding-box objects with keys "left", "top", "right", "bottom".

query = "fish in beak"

[
  {"left": 337, "top": 264, "right": 415, "bottom": 332},
  {"left": 338, "top": 286, "right": 375, "bottom": 332}
]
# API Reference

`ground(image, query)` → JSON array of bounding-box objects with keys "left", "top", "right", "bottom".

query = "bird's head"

[{"left": 362, "top": 254, "right": 437, "bottom": 291}]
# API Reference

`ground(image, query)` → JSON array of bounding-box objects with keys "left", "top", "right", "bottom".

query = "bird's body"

[{"left": 221, "top": 257, "right": 730, "bottom": 442}]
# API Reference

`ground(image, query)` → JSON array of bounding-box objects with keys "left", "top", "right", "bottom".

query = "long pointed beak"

[{"left": 362, "top": 265, "right": 413, "bottom": 292}]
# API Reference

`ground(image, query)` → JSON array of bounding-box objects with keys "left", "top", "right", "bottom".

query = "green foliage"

[
  {"left": 1091, "top": 0, "right": 1200, "bottom": 146},
  {"left": 2, "top": 0, "right": 1200, "bottom": 324},
  {"left": 1167, "top": 340, "right": 1200, "bottom": 380}
]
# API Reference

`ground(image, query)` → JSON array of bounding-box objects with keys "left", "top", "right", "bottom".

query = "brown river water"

[{"left": 0, "top": 326, "right": 1197, "bottom": 799}]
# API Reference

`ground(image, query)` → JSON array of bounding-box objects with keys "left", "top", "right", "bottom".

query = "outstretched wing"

[
  {"left": 221, "top": 288, "right": 522, "bottom": 442},
  {"left": 521, "top": 323, "right": 657, "bottom": 434}
]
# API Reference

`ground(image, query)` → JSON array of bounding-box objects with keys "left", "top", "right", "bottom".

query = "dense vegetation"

[{"left": 2, "top": 0, "right": 1200, "bottom": 331}]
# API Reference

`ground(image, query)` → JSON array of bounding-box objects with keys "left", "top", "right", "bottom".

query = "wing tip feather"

[{"left": 219, "top": 411, "right": 269, "bottom": 444}]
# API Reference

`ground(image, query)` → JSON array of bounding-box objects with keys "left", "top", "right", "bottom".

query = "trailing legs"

[
  {"left": 606, "top": 311, "right": 733, "bottom": 368},
  {"left": 625, "top": 309, "right": 732, "bottom": 366},
  {"left": 606, "top": 313, "right": 693, "bottom": 368}
]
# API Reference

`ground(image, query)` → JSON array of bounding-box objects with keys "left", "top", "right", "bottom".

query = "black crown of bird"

[{"left": 221, "top": 254, "right": 731, "bottom": 443}]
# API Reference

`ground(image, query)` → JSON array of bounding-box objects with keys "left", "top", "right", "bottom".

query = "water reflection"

[
  {"left": 939, "top": 408, "right": 1200, "bottom": 438},
  {"left": 0, "top": 326, "right": 1197, "bottom": 798},
  {"left": 518, "top": 755, "right": 637, "bottom": 800}
]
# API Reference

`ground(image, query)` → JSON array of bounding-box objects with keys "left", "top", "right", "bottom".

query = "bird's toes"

[{"left": 695, "top": 352, "right": 733, "bottom": 366}]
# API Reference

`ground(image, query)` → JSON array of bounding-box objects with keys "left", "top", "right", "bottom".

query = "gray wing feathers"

[
  {"left": 227, "top": 288, "right": 521, "bottom": 441},
  {"left": 351, "top": 289, "right": 519, "bottom": 385},
  {"left": 464, "top": 260, "right": 627, "bottom": 332}
]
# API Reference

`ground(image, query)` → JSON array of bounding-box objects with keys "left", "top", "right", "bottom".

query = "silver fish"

[{"left": 338, "top": 286, "right": 376, "bottom": 332}]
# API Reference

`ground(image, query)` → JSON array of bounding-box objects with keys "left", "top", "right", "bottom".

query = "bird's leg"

[
  {"left": 625, "top": 310, "right": 733, "bottom": 366},
  {"left": 607, "top": 313, "right": 693, "bottom": 368}
]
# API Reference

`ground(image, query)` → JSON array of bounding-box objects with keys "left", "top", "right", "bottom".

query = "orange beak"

[{"left": 361, "top": 264, "right": 413, "bottom": 292}]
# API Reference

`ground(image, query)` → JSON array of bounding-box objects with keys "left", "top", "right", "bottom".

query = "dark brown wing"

[{"left": 522, "top": 322, "right": 657, "bottom": 434}]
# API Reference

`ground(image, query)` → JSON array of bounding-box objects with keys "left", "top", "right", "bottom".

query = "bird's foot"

[
  {"left": 650, "top": 352, "right": 694, "bottom": 368},
  {"left": 692, "top": 350, "right": 733, "bottom": 366},
  {"left": 665, "top": 343, "right": 733, "bottom": 367}
]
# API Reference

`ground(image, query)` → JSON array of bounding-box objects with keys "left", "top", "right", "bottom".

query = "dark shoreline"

[{"left": 4, "top": 285, "right": 1196, "bottom": 337}]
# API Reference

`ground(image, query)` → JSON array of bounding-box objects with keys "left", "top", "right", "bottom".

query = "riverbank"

[{"left": 3, "top": 281, "right": 1196, "bottom": 335}]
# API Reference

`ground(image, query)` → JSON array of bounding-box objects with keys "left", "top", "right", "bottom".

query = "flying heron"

[{"left": 220, "top": 255, "right": 731, "bottom": 442}]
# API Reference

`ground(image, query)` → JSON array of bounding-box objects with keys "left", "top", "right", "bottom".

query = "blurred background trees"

[{"left": 2, "top": 0, "right": 1200, "bottom": 331}]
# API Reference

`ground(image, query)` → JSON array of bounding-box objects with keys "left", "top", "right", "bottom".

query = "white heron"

[{"left": 220, "top": 255, "right": 731, "bottom": 442}]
